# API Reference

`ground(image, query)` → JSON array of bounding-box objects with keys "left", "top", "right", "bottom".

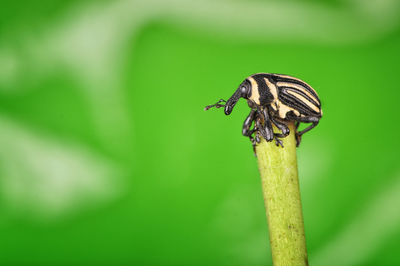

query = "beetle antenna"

[{"left": 204, "top": 99, "right": 226, "bottom": 111}]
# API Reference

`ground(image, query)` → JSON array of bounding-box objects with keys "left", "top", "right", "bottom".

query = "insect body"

[{"left": 205, "top": 73, "right": 322, "bottom": 147}]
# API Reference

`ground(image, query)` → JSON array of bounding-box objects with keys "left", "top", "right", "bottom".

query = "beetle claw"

[
  {"left": 274, "top": 136, "right": 284, "bottom": 148},
  {"left": 256, "top": 132, "right": 261, "bottom": 143}
]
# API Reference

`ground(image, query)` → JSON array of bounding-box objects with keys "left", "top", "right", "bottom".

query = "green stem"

[{"left": 256, "top": 122, "right": 308, "bottom": 266}]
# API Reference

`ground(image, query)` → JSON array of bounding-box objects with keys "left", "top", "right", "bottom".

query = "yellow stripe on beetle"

[
  {"left": 286, "top": 90, "right": 321, "bottom": 113},
  {"left": 276, "top": 81, "right": 320, "bottom": 105},
  {"left": 248, "top": 77, "right": 260, "bottom": 105},
  {"left": 278, "top": 104, "right": 300, "bottom": 119},
  {"left": 264, "top": 77, "right": 279, "bottom": 111}
]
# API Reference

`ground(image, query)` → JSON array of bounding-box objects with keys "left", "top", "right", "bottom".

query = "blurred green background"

[{"left": 1, "top": 0, "right": 400, "bottom": 265}]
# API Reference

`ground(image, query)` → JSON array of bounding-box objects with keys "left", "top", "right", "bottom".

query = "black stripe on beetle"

[
  {"left": 272, "top": 75, "right": 320, "bottom": 102},
  {"left": 205, "top": 73, "right": 322, "bottom": 149}
]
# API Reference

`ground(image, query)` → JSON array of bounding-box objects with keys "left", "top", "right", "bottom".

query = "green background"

[{"left": 1, "top": 0, "right": 399, "bottom": 265}]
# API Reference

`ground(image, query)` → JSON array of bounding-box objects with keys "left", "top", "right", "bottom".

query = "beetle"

[{"left": 205, "top": 73, "right": 322, "bottom": 148}]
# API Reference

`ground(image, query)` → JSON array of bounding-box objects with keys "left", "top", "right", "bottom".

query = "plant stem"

[{"left": 255, "top": 122, "right": 308, "bottom": 266}]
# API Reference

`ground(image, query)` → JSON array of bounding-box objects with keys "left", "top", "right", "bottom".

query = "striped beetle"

[{"left": 205, "top": 73, "right": 322, "bottom": 148}]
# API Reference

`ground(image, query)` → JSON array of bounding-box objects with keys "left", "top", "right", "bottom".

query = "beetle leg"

[
  {"left": 272, "top": 122, "right": 290, "bottom": 137},
  {"left": 256, "top": 119, "right": 268, "bottom": 142},
  {"left": 287, "top": 115, "right": 320, "bottom": 146},
  {"left": 242, "top": 109, "right": 257, "bottom": 137},
  {"left": 257, "top": 107, "right": 274, "bottom": 142},
  {"left": 270, "top": 116, "right": 290, "bottom": 147},
  {"left": 292, "top": 116, "right": 319, "bottom": 135},
  {"left": 251, "top": 122, "right": 262, "bottom": 157},
  {"left": 242, "top": 109, "right": 258, "bottom": 153},
  {"left": 294, "top": 121, "right": 301, "bottom": 146}
]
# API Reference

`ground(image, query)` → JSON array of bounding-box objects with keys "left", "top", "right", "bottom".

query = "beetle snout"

[
  {"left": 224, "top": 105, "right": 233, "bottom": 115},
  {"left": 224, "top": 88, "right": 242, "bottom": 115}
]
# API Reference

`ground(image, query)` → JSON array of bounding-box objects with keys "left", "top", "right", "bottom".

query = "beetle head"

[{"left": 224, "top": 79, "right": 252, "bottom": 115}]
